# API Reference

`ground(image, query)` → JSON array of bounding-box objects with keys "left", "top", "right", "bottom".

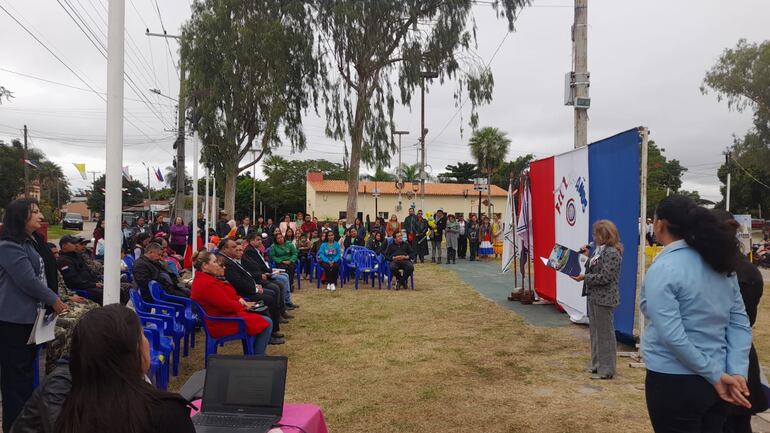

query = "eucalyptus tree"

[
  {"left": 311, "top": 0, "right": 529, "bottom": 221},
  {"left": 181, "top": 0, "right": 320, "bottom": 216}
]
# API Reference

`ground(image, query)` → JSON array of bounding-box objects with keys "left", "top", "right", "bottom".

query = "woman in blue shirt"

[
  {"left": 641, "top": 195, "right": 752, "bottom": 432},
  {"left": 317, "top": 230, "right": 342, "bottom": 291}
]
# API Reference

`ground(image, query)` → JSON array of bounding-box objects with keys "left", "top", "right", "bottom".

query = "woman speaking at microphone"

[{"left": 572, "top": 220, "right": 623, "bottom": 380}]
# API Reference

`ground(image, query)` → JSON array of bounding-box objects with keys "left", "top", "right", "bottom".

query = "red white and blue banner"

[{"left": 529, "top": 128, "right": 641, "bottom": 340}]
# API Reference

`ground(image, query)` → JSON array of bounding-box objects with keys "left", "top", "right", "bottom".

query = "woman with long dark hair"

[
  {"left": 168, "top": 216, "right": 188, "bottom": 256},
  {"left": 641, "top": 195, "right": 752, "bottom": 432},
  {"left": 55, "top": 304, "right": 194, "bottom": 433},
  {"left": 0, "top": 199, "right": 66, "bottom": 432},
  {"left": 318, "top": 230, "right": 342, "bottom": 291}
]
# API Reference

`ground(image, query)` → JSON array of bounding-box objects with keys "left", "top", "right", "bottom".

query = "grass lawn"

[
  {"left": 46, "top": 226, "right": 78, "bottom": 239},
  {"left": 170, "top": 263, "right": 655, "bottom": 433}
]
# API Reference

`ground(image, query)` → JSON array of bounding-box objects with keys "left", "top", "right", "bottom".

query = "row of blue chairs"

[{"left": 307, "top": 245, "right": 414, "bottom": 290}]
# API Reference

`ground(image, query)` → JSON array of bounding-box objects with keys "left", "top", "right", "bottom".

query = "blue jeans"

[
  {"left": 253, "top": 316, "right": 273, "bottom": 355},
  {"left": 271, "top": 273, "right": 292, "bottom": 305}
]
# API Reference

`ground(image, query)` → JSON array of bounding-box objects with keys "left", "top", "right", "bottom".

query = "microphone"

[{"left": 587, "top": 241, "right": 595, "bottom": 249}]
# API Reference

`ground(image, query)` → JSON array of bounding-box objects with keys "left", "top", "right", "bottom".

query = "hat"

[
  {"left": 59, "top": 235, "right": 79, "bottom": 246},
  {"left": 77, "top": 236, "right": 89, "bottom": 244},
  {"left": 261, "top": 233, "right": 268, "bottom": 239}
]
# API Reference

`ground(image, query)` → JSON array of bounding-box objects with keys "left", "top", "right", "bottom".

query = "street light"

[
  {"left": 149, "top": 88, "right": 178, "bottom": 102},
  {"left": 419, "top": 71, "right": 439, "bottom": 212}
]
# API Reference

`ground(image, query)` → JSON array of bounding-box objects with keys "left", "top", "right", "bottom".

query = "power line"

[
  {"left": 151, "top": 0, "right": 180, "bottom": 79},
  {"left": 730, "top": 156, "right": 770, "bottom": 190}
]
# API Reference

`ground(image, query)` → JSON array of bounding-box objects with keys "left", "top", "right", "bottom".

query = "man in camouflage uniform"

[
  {"left": 46, "top": 243, "right": 99, "bottom": 373},
  {"left": 76, "top": 236, "right": 132, "bottom": 303}
]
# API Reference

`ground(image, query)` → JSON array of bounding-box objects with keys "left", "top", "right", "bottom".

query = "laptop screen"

[{"left": 201, "top": 355, "right": 287, "bottom": 416}]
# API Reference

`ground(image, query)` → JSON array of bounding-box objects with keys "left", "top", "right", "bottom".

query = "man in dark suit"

[
  {"left": 384, "top": 232, "right": 414, "bottom": 290},
  {"left": 242, "top": 233, "right": 298, "bottom": 309},
  {"left": 235, "top": 216, "right": 257, "bottom": 240},
  {"left": 132, "top": 242, "right": 189, "bottom": 303},
  {"left": 57, "top": 235, "right": 103, "bottom": 304},
  {"left": 218, "top": 238, "right": 285, "bottom": 343},
  {"left": 216, "top": 212, "right": 231, "bottom": 238}
]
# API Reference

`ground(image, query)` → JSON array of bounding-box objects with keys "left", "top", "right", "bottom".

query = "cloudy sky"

[{"left": 1, "top": 0, "right": 768, "bottom": 201}]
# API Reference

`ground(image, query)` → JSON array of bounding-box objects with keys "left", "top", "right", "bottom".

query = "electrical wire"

[
  {"left": 151, "top": 0, "right": 180, "bottom": 79},
  {"left": 730, "top": 156, "right": 770, "bottom": 190}
]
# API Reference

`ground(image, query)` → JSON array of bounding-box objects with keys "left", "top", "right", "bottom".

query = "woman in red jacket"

[{"left": 190, "top": 251, "right": 273, "bottom": 355}]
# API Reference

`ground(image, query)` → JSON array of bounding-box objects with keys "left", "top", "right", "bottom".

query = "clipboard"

[{"left": 27, "top": 307, "right": 58, "bottom": 345}]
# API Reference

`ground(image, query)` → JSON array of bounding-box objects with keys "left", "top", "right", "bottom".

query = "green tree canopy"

[
  {"left": 702, "top": 39, "right": 770, "bottom": 137},
  {"left": 87, "top": 175, "right": 145, "bottom": 214},
  {"left": 312, "top": 0, "right": 529, "bottom": 222},
  {"left": 715, "top": 132, "right": 770, "bottom": 215},
  {"left": 182, "top": 0, "right": 320, "bottom": 217},
  {"left": 438, "top": 162, "right": 479, "bottom": 183},
  {"left": 491, "top": 154, "right": 535, "bottom": 190},
  {"left": 165, "top": 165, "right": 192, "bottom": 195},
  {"left": 645, "top": 140, "right": 687, "bottom": 216},
  {"left": 468, "top": 127, "right": 511, "bottom": 174}
]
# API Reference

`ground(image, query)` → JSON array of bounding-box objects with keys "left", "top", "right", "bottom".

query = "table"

[{"left": 190, "top": 400, "right": 329, "bottom": 433}]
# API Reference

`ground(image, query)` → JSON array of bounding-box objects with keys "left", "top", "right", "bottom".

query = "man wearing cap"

[
  {"left": 75, "top": 237, "right": 103, "bottom": 274},
  {"left": 56, "top": 235, "right": 104, "bottom": 304},
  {"left": 216, "top": 212, "right": 231, "bottom": 238}
]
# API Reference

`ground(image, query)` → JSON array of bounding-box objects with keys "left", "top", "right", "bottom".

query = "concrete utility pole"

[
  {"left": 104, "top": 0, "right": 125, "bottom": 306},
  {"left": 250, "top": 149, "right": 259, "bottom": 223},
  {"left": 725, "top": 151, "right": 732, "bottom": 212},
  {"left": 573, "top": 0, "right": 589, "bottom": 148},
  {"left": 419, "top": 71, "right": 438, "bottom": 212},
  {"left": 23, "top": 124, "right": 29, "bottom": 198},
  {"left": 173, "top": 64, "right": 186, "bottom": 220},
  {"left": 141, "top": 162, "right": 152, "bottom": 221}
]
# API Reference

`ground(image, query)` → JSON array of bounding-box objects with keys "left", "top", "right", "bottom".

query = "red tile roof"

[{"left": 308, "top": 180, "right": 507, "bottom": 197}]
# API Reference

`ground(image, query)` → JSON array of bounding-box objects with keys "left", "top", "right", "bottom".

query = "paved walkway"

[{"left": 437, "top": 255, "right": 571, "bottom": 328}]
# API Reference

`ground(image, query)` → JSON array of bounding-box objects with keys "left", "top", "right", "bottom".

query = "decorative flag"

[
  {"left": 73, "top": 163, "right": 87, "bottom": 180},
  {"left": 154, "top": 168, "right": 164, "bottom": 183},
  {"left": 501, "top": 179, "right": 516, "bottom": 273},
  {"left": 515, "top": 173, "right": 532, "bottom": 273},
  {"left": 122, "top": 166, "right": 132, "bottom": 180},
  {"left": 23, "top": 159, "right": 40, "bottom": 169},
  {"left": 529, "top": 128, "right": 641, "bottom": 339}
]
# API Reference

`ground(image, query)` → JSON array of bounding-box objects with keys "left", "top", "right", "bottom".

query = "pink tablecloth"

[{"left": 190, "top": 400, "right": 329, "bottom": 433}]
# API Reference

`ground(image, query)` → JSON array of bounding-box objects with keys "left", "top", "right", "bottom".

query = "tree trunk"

[
  {"left": 346, "top": 87, "right": 368, "bottom": 225},
  {"left": 223, "top": 157, "right": 238, "bottom": 219}
]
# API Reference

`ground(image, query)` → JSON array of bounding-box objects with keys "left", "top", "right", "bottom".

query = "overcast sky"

[{"left": 1, "top": 0, "right": 769, "bottom": 201}]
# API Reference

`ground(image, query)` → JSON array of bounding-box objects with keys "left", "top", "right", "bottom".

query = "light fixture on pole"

[{"left": 393, "top": 130, "right": 409, "bottom": 212}]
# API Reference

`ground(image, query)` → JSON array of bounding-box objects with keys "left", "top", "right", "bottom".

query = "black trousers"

[
  {"left": 412, "top": 236, "right": 427, "bottom": 262},
  {"left": 389, "top": 260, "right": 414, "bottom": 286},
  {"left": 469, "top": 241, "right": 479, "bottom": 261},
  {"left": 457, "top": 234, "right": 468, "bottom": 258},
  {"left": 0, "top": 321, "right": 36, "bottom": 433},
  {"left": 645, "top": 370, "right": 727, "bottom": 433},
  {"left": 275, "top": 262, "right": 296, "bottom": 291},
  {"left": 245, "top": 287, "right": 281, "bottom": 333},
  {"left": 320, "top": 262, "right": 339, "bottom": 284}
]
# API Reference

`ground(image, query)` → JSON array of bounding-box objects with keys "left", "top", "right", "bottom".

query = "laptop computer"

[{"left": 192, "top": 355, "right": 288, "bottom": 433}]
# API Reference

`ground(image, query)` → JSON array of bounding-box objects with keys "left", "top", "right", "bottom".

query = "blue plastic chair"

[
  {"left": 32, "top": 344, "right": 44, "bottom": 388},
  {"left": 341, "top": 245, "right": 365, "bottom": 284},
  {"left": 352, "top": 249, "right": 381, "bottom": 289},
  {"left": 384, "top": 257, "right": 415, "bottom": 290},
  {"left": 191, "top": 300, "right": 255, "bottom": 368},
  {"left": 123, "top": 255, "right": 135, "bottom": 282},
  {"left": 141, "top": 323, "right": 171, "bottom": 390},
  {"left": 129, "top": 289, "right": 184, "bottom": 376},
  {"left": 148, "top": 281, "right": 198, "bottom": 357}
]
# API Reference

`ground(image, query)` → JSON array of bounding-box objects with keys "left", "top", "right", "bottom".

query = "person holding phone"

[{"left": 572, "top": 220, "right": 623, "bottom": 380}]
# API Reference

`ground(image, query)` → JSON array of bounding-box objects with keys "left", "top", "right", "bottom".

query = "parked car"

[{"left": 62, "top": 212, "right": 84, "bottom": 230}]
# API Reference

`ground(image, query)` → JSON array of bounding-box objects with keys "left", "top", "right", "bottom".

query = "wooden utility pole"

[
  {"left": 573, "top": 0, "right": 589, "bottom": 148},
  {"left": 23, "top": 124, "right": 29, "bottom": 198},
  {"left": 725, "top": 151, "right": 732, "bottom": 212}
]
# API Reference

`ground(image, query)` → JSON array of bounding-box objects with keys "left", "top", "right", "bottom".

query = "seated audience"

[
  {"left": 269, "top": 232, "right": 298, "bottom": 291},
  {"left": 190, "top": 251, "right": 273, "bottom": 355},
  {"left": 150, "top": 214, "right": 169, "bottom": 239},
  {"left": 300, "top": 215, "right": 317, "bottom": 238},
  {"left": 317, "top": 230, "right": 342, "bottom": 291},
  {"left": 343, "top": 227, "right": 365, "bottom": 249},
  {"left": 133, "top": 232, "right": 152, "bottom": 259},
  {"left": 132, "top": 242, "right": 189, "bottom": 303},
  {"left": 385, "top": 232, "right": 414, "bottom": 290},
  {"left": 285, "top": 228, "right": 297, "bottom": 247},
  {"left": 218, "top": 238, "right": 285, "bottom": 344},
  {"left": 46, "top": 243, "right": 100, "bottom": 374},
  {"left": 236, "top": 217, "right": 256, "bottom": 240},
  {"left": 243, "top": 234, "right": 297, "bottom": 310},
  {"left": 56, "top": 235, "right": 104, "bottom": 304},
  {"left": 367, "top": 231, "right": 386, "bottom": 256},
  {"left": 54, "top": 305, "right": 194, "bottom": 433},
  {"left": 297, "top": 233, "right": 313, "bottom": 279}
]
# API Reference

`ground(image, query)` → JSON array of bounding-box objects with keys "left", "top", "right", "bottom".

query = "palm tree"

[
  {"left": 468, "top": 127, "right": 511, "bottom": 216},
  {"left": 395, "top": 163, "right": 420, "bottom": 182}
]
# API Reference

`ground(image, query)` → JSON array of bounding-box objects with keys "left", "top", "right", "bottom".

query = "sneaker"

[
  {"left": 268, "top": 337, "right": 285, "bottom": 345},
  {"left": 330, "top": 284, "right": 336, "bottom": 291},
  {"left": 326, "top": 283, "right": 331, "bottom": 291}
]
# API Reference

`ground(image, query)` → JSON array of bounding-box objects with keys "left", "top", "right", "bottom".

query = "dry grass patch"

[{"left": 171, "top": 264, "right": 652, "bottom": 432}]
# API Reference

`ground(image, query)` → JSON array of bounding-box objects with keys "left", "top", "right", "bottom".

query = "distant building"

[
  {"left": 305, "top": 172, "right": 507, "bottom": 222},
  {"left": 62, "top": 197, "right": 91, "bottom": 221}
]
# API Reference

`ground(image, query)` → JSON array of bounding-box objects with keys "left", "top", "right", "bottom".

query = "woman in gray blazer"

[{"left": 573, "top": 219, "right": 623, "bottom": 380}]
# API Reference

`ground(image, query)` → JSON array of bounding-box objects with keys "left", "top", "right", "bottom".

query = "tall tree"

[
  {"left": 87, "top": 175, "right": 145, "bottom": 214},
  {"left": 164, "top": 165, "right": 192, "bottom": 195},
  {"left": 182, "top": 0, "right": 320, "bottom": 216},
  {"left": 0, "top": 85, "right": 11, "bottom": 104},
  {"left": 645, "top": 140, "right": 687, "bottom": 216},
  {"left": 438, "top": 162, "right": 479, "bottom": 184},
  {"left": 468, "top": 127, "right": 511, "bottom": 215},
  {"left": 715, "top": 132, "right": 770, "bottom": 215},
  {"left": 0, "top": 139, "right": 26, "bottom": 208},
  {"left": 312, "top": 0, "right": 529, "bottom": 223},
  {"left": 366, "top": 165, "right": 396, "bottom": 182},
  {"left": 395, "top": 163, "right": 421, "bottom": 183},
  {"left": 491, "top": 154, "right": 534, "bottom": 190},
  {"left": 702, "top": 39, "right": 770, "bottom": 138}
]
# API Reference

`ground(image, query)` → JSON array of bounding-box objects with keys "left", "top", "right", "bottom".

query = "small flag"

[
  {"left": 73, "top": 163, "right": 87, "bottom": 180},
  {"left": 122, "top": 166, "right": 132, "bottom": 180},
  {"left": 154, "top": 167, "right": 164, "bottom": 182},
  {"left": 23, "top": 159, "right": 39, "bottom": 169}
]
